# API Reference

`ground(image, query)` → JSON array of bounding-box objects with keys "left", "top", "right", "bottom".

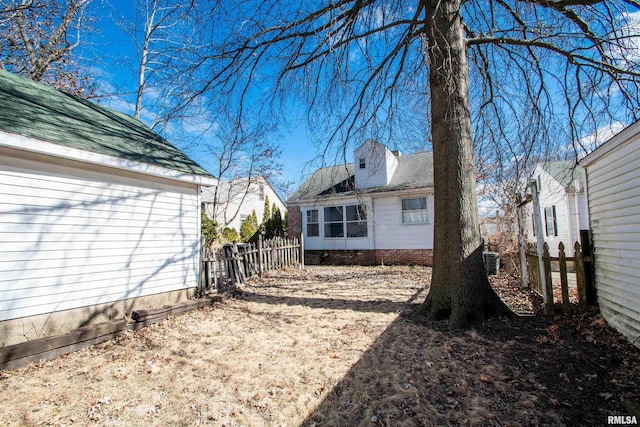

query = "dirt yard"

[{"left": 1, "top": 266, "right": 639, "bottom": 426}]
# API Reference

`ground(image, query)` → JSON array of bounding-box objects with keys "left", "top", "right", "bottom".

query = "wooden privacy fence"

[
  {"left": 525, "top": 241, "right": 595, "bottom": 316},
  {"left": 200, "top": 236, "right": 303, "bottom": 294}
]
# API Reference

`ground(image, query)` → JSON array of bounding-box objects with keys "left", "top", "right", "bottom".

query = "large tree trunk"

[{"left": 418, "top": 0, "right": 511, "bottom": 326}]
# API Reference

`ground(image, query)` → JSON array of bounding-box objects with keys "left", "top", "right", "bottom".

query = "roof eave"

[
  {"left": 1, "top": 130, "right": 218, "bottom": 187},
  {"left": 287, "top": 184, "right": 434, "bottom": 205},
  {"left": 581, "top": 120, "right": 640, "bottom": 167}
]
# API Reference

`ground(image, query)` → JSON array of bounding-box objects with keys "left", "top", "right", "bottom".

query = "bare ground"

[{"left": 1, "top": 265, "right": 639, "bottom": 426}]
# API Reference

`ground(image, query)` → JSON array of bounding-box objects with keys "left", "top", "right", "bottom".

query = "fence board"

[
  {"left": 201, "top": 236, "right": 302, "bottom": 292},
  {"left": 559, "top": 242, "right": 571, "bottom": 315},
  {"left": 525, "top": 240, "right": 594, "bottom": 316}
]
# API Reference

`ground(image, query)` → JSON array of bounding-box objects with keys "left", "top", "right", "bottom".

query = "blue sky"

[
  {"left": 78, "top": 1, "right": 640, "bottom": 205},
  {"left": 80, "top": 0, "right": 330, "bottom": 196}
]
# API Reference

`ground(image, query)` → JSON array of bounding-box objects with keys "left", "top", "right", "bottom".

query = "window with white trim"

[
  {"left": 346, "top": 204, "right": 368, "bottom": 237},
  {"left": 323, "top": 204, "right": 368, "bottom": 238},
  {"left": 306, "top": 209, "right": 319, "bottom": 237},
  {"left": 324, "top": 206, "right": 344, "bottom": 237},
  {"left": 544, "top": 206, "right": 557, "bottom": 236},
  {"left": 401, "top": 197, "right": 428, "bottom": 224}
]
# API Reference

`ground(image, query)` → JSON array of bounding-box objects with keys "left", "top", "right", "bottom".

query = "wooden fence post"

[
  {"left": 530, "top": 180, "right": 548, "bottom": 304},
  {"left": 212, "top": 248, "right": 218, "bottom": 292},
  {"left": 543, "top": 243, "right": 555, "bottom": 316},
  {"left": 300, "top": 233, "right": 305, "bottom": 270},
  {"left": 558, "top": 242, "right": 571, "bottom": 315},
  {"left": 198, "top": 235, "right": 206, "bottom": 297},
  {"left": 575, "top": 241, "right": 588, "bottom": 314},
  {"left": 517, "top": 194, "right": 529, "bottom": 288},
  {"left": 257, "top": 236, "right": 264, "bottom": 276},
  {"left": 580, "top": 230, "right": 596, "bottom": 306}
]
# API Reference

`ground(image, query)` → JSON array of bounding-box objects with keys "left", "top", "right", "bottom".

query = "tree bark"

[{"left": 417, "top": 0, "right": 511, "bottom": 326}]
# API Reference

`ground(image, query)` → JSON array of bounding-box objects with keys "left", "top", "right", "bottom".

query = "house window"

[
  {"left": 323, "top": 204, "right": 368, "bottom": 238},
  {"left": 544, "top": 206, "right": 557, "bottom": 236},
  {"left": 359, "top": 158, "right": 366, "bottom": 169},
  {"left": 401, "top": 197, "right": 428, "bottom": 224},
  {"left": 306, "top": 209, "right": 319, "bottom": 237},
  {"left": 324, "top": 206, "right": 344, "bottom": 237},
  {"left": 346, "top": 204, "right": 368, "bottom": 237},
  {"left": 240, "top": 214, "right": 248, "bottom": 224}
]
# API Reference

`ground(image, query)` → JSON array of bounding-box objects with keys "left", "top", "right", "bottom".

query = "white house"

[
  {"left": 581, "top": 120, "right": 640, "bottom": 348},
  {"left": 201, "top": 176, "right": 286, "bottom": 234},
  {"left": 526, "top": 161, "right": 590, "bottom": 257},
  {"left": 287, "top": 140, "right": 433, "bottom": 265},
  {"left": 0, "top": 70, "right": 217, "bottom": 347}
]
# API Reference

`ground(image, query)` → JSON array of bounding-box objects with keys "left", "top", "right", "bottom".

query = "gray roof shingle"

[
  {"left": 288, "top": 151, "right": 433, "bottom": 203},
  {"left": 0, "top": 69, "right": 212, "bottom": 178},
  {"left": 541, "top": 161, "right": 583, "bottom": 189}
]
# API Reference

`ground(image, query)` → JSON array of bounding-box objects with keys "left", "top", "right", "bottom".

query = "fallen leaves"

[{"left": 0, "top": 266, "right": 638, "bottom": 427}]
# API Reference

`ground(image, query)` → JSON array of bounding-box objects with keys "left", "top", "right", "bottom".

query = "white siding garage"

[
  {"left": 0, "top": 70, "right": 216, "bottom": 346},
  {"left": 581, "top": 121, "right": 640, "bottom": 347},
  {"left": 1, "top": 150, "right": 200, "bottom": 322}
]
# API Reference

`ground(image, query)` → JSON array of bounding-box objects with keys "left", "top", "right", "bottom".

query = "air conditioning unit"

[{"left": 483, "top": 251, "right": 500, "bottom": 275}]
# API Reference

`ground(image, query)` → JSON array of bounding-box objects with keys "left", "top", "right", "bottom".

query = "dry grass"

[{"left": 1, "top": 266, "right": 638, "bottom": 426}]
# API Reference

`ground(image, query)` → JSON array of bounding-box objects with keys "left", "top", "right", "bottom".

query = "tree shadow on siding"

[{"left": 1, "top": 183, "right": 199, "bottom": 346}]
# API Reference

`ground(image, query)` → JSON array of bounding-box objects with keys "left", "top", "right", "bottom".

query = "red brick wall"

[
  {"left": 287, "top": 205, "right": 302, "bottom": 239},
  {"left": 305, "top": 249, "right": 433, "bottom": 266}
]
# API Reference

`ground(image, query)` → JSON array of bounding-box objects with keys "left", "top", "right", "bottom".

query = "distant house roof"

[
  {"left": 0, "top": 69, "right": 212, "bottom": 178},
  {"left": 288, "top": 151, "right": 433, "bottom": 203},
  {"left": 540, "top": 161, "right": 583, "bottom": 189},
  {"left": 201, "top": 176, "right": 286, "bottom": 207}
]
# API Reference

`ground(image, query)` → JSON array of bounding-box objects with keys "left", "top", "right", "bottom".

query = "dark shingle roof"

[
  {"left": 0, "top": 69, "right": 212, "bottom": 177},
  {"left": 287, "top": 151, "right": 433, "bottom": 203}
]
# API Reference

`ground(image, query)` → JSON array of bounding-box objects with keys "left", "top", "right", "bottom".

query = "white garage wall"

[
  {"left": 0, "top": 152, "right": 200, "bottom": 322},
  {"left": 582, "top": 122, "right": 640, "bottom": 347}
]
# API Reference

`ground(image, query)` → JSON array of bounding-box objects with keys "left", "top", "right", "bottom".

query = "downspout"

[{"left": 370, "top": 198, "right": 375, "bottom": 251}]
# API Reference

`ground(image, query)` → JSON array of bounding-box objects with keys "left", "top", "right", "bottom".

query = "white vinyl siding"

[
  {"left": 582, "top": 122, "right": 640, "bottom": 347},
  {"left": 530, "top": 165, "right": 583, "bottom": 257},
  {"left": 353, "top": 140, "right": 398, "bottom": 189},
  {"left": 0, "top": 155, "right": 200, "bottom": 322},
  {"left": 374, "top": 195, "right": 433, "bottom": 249}
]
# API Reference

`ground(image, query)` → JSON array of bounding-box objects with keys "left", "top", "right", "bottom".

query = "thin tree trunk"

[
  {"left": 418, "top": 0, "right": 511, "bottom": 326},
  {"left": 135, "top": 0, "right": 157, "bottom": 120}
]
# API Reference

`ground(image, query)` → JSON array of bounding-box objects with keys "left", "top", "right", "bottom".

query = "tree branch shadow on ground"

[
  {"left": 239, "top": 267, "right": 639, "bottom": 426},
  {"left": 295, "top": 306, "right": 638, "bottom": 427},
  {"left": 238, "top": 287, "right": 428, "bottom": 315}
]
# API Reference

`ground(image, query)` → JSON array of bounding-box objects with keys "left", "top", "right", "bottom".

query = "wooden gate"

[{"left": 525, "top": 239, "right": 594, "bottom": 315}]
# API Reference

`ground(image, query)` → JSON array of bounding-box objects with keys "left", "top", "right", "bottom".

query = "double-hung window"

[
  {"left": 324, "top": 206, "right": 344, "bottom": 237},
  {"left": 306, "top": 209, "right": 319, "bottom": 237},
  {"left": 401, "top": 197, "right": 428, "bottom": 224},
  {"left": 323, "top": 204, "right": 367, "bottom": 238},
  {"left": 346, "top": 205, "right": 368, "bottom": 237}
]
